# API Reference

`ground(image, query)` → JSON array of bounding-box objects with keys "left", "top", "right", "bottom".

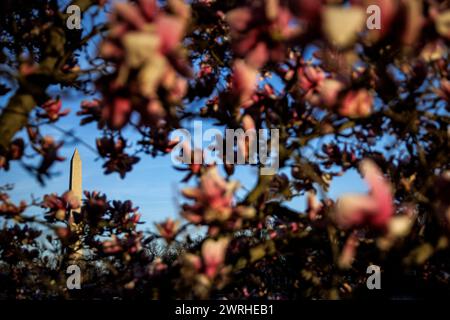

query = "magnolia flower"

[
  {"left": 298, "top": 65, "right": 326, "bottom": 93},
  {"left": 0, "top": 138, "right": 24, "bottom": 171},
  {"left": 338, "top": 232, "right": 359, "bottom": 269},
  {"left": 183, "top": 253, "right": 202, "bottom": 272},
  {"left": 226, "top": 1, "right": 304, "bottom": 106},
  {"left": 83, "top": 191, "right": 108, "bottom": 215},
  {"left": 239, "top": 114, "right": 257, "bottom": 161},
  {"left": 334, "top": 159, "right": 394, "bottom": 229},
  {"left": 297, "top": 65, "right": 344, "bottom": 107},
  {"left": 101, "top": 97, "right": 132, "bottom": 130},
  {"left": 148, "top": 257, "right": 168, "bottom": 275},
  {"left": 55, "top": 227, "right": 71, "bottom": 245},
  {"left": 317, "top": 79, "right": 344, "bottom": 107},
  {"left": 96, "top": 0, "right": 191, "bottom": 129},
  {"left": 420, "top": 40, "right": 446, "bottom": 62},
  {"left": 180, "top": 165, "right": 255, "bottom": 231},
  {"left": 231, "top": 60, "right": 259, "bottom": 107},
  {"left": 339, "top": 89, "right": 373, "bottom": 118},
  {"left": 128, "top": 213, "right": 141, "bottom": 225},
  {"left": 126, "top": 232, "right": 143, "bottom": 254},
  {"left": 201, "top": 237, "right": 229, "bottom": 279},
  {"left": 374, "top": 203, "right": 417, "bottom": 250},
  {"left": 306, "top": 191, "right": 322, "bottom": 221},
  {"left": 226, "top": 0, "right": 300, "bottom": 68},
  {"left": 102, "top": 235, "right": 122, "bottom": 254},
  {"left": 0, "top": 192, "right": 27, "bottom": 218},
  {"left": 179, "top": 237, "right": 230, "bottom": 282},
  {"left": 181, "top": 167, "right": 239, "bottom": 223},
  {"left": 170, "top": 139, "right": 204, "bottom": 174},
  {"left": 155, "top": 218, "right": 181, "bottom": 243},
  {"left": 198, "top": 63, "right": 213, "bottom": 78},
  {"left": 34, "top": 136, "right": 65, "bottom": 184},
  {"left": 78, "top": 99, "right": 102, "bottom": 126},
  {"left": 241, "top": 114, "right": 255, "bottom": 131},
  {"left": 102, "top": 232, "right": 143, "bottom": 255},
  {"left": 111, "top": 200, "right": 142, "bottom": 230},
  {"left": 38, "top": 99, "right": 70, "bottom": 122},
  {"left": 96, "top": 137, "right": 140, "bottom": 178}
]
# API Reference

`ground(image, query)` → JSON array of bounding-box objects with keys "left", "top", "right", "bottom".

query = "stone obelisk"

[
  {"left": 69, "top": 148, "right": 82, "bottom": 210},
  {"left": 68, "top": 148, "right": 83, "bottom": 261}
]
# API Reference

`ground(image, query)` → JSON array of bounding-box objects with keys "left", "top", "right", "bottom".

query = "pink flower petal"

[
  {"left": 138, "top": 0, "right": 158, "bottom": 21},
  {"left": 226, "top": 8, "right": 252, "bottom": 33},
  {"left": 232, "top": 60, "right": 258, "bottom": 105},
  {"left": 360, "top": 159, "right": 394, "bottom": 227},
  {"left": 246, "top": 42, "right": 269, "bottom": 69},
  {"left": 114, "top": 3, "right": 147, "bottom": 30},
  {"left": 155, "top": 16, "right": 184, "bottom": 53}
]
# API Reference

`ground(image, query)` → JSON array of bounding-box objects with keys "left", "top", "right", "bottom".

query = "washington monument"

[
  {"left": 69, "top": 148, "right": 82, "bottom": 210},
  {"left": 68, "top": 148, "right": 83, "bottom": 260}
]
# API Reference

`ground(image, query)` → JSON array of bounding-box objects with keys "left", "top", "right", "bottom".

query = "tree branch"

[
  {"left": 0, "top": 0, "right": 97, "bottom": 153},
  {"left": 0, "top": 91, "right": 40, "bottom": 151}
]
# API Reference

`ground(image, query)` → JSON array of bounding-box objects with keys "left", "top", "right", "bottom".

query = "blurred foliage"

[{"left": 0, "top": 0, "right": 449, "bottom": 299}]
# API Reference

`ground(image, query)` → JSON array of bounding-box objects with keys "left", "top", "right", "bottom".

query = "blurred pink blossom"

[
  {"left": 335, "top": 159, "right": 394, "bottom": 229},
  {"left": 201, "top": 237, "right": 229, "bottom": 279}
]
